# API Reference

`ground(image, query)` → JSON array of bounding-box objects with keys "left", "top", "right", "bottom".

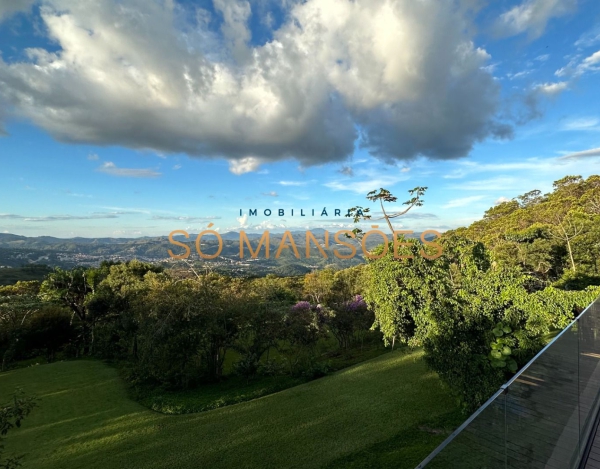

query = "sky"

[{"left": 0, "top": 0, "right": 599, "bottom": 238}]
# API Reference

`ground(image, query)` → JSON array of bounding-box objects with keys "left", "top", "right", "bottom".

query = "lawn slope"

[{"left": 0, "top": 349, "right": 458, "bottom": 469}]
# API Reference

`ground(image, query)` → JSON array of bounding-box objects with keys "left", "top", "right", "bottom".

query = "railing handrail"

[{"left": 415, "top": 296, "right": 600, "bottom": 469}]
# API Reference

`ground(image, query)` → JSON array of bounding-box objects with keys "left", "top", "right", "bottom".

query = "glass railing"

[{"left": 416, "top": 296, "right": 600, "bottom": 469}]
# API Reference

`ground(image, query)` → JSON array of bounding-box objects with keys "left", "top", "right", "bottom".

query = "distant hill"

[{"left": 0, "top": 229, "right": 431, "bottom": 281}]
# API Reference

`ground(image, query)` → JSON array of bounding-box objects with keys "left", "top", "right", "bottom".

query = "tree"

[
  {"left": 40, "top": 267, "right": 104, "bottom": 355},
  {"left": 303, "top": 268, "right": 335, "bottom": 305},
  {"left": 328, "top": 295, "right": 372, "bottom": 350},
  {"left": 280, "top": 301, "right": 327, "bottom": 375},
  {"left": 233, "top": 299, "right": 285, "bottom": 380},
  {"left": 347, "top": 186, "right": 427, "bottom": 238},
  {"left": 131, "top": 272, "right": 241, "bottom": 387},
  {"left": 86, "top": 260, "right": 161, "bottom": 359},
  {"left": 516, "top": 189, "right": 544, "bottom": 208},
  {"left": 364, "top": 237, "right": 450, "bottom": 348},
  {"left": 543, "top": 201, "right": 588, "bottom": 272}
]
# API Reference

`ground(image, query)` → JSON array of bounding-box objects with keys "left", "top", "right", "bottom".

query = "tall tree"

[{"left": 347, "top": 186, "right": 427, "bottom": 238}]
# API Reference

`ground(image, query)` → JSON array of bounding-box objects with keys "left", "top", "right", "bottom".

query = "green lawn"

[
  {"left": 135, "top": 343, "right": 390, "bottom": 414},
  {"left": 1, "top": 349, "right": 460, "bottom": 469}
]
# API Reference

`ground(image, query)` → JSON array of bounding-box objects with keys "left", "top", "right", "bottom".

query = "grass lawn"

[
  {"left": 134, "top": 343, "right": 390, "bottom": 414},
  {"left": 1, "top": 349, "right": 461, "bottom": 469}
]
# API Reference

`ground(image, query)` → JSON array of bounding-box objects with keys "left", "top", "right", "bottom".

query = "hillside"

[{"left": 0, "top": 350, "right": 459, "bottom": 469}]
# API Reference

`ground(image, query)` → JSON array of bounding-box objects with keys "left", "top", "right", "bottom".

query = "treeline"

[
  {"left": 0, "top": 262, "right": 374, "bottom": 389},
  {"left": 462, "top": 175, "right": 600, "bottom": 287}
]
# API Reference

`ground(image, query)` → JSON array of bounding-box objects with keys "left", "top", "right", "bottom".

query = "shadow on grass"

[{"left": 2, "top": 349, "right": 460, "bottom": 469}]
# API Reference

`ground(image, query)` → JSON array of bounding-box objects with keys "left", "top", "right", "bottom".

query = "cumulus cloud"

[
  {"left": 495, "top": 0, "right": 576, "bottom": 39},
  {"left": 96, "top": 161, "right": 161, "bottom": 178},
  {"left": 494, "top": 196, "right": 511, "bottom": 205},
  {"left": 0, "top": 0, "right": 510, "bottom": 169},
  {"left": 213, "top": 0, "right": 252, "bottom": 63},
  {"left": 228, "top": 157, "right": 262, "bottom": 175}
]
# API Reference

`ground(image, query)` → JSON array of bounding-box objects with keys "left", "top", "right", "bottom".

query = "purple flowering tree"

[
  {"left": 329, "top": 295, "right": 373, "bottom": 350},
  {"left": 281, "top": 301, "right": 329, "bottom": 375}
]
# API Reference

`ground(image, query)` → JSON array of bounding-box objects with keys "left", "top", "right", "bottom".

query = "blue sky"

[{"left": 0, "top": 0, "right": 599, "bottom": 238}]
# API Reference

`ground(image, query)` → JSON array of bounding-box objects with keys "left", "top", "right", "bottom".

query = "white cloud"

[
  {"left": 237, "top": 214, "right": 249, "bottom": 228},
  {"left": 535, "top": 54, "right": 550, "bottom": 61},
  {"left": 228, "top": 157, "right": 262, "bottom": 175},
  {"left": 262, "top": 191, "right": 278, "bottom": 197},
  {"left": 0, "top": 212, "right": 121, "bottom": 222},
  {"left": 172, "top": 164, "right": 182, "bottom": 170},
  {"left": 575, "top": 26, "right": 600, "bottom": 49},
  {"left": 560, "top": 117, "right": 599, "bottom": 131},
  {"left": 0, "top": 0, "right": 509, "bottom": 166},
  {"left": 87, "top": 153, "right": 99, "bottom": 161},
  {"left": 507, "top": 70, "right": 533, "bottom": 80},
  {"left": 555, "top": 49, "right": 600, "bottom": 78},
  {"left": 324, "top": 174, "right": 407, "bottom": 194},
  {"left": 534, "top": 81, "right": 568, "bottom": 96},
  {"left": 96, "top": 161, "right": 161, "bottom": 178},
  {"left": 495, "top": 196, "right": 511, "bottom": 205},
  {"left": 577, "top": 50, "right": 600, "bottom": 75},
  {"left": 443, "top": 160, "right": 545, "bottom": 179},
  {"left": 559, "top": 147, "right": 600, "bottom": 159},
  {"left": 495, "top": 0, "right": 576, "bottom": 39},
  {"left": 279, "top": 180, "right": 309, "bottom": 186},
  {"left": 442, "top": 195, "right": 486, "bottom": 209}
]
